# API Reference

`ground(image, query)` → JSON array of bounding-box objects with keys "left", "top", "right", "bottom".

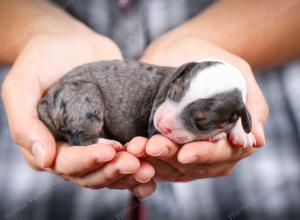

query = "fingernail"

[
  {"left": 119, "top": 168, "right": 136, "bottom": 175},
  {"left": 132, "top": 189, "right": 142, "bottom": 198},
  {"left": 96, "top": 151, "right": 115, "bottom": 163},
  {"left": 151, "top": 147, "right": 169, "bottom": 157},
  {"left": 31, "top": 142, "right": 45, "bottom": 167},
  {"left": 132, "top": 188, "right": 146, "bottom": 198},
  {"left": 179, "top": 155, "right": 197, "bottom": 164},
  {"left": 135, "top": 177, "right": 151, "bottom": 184}
]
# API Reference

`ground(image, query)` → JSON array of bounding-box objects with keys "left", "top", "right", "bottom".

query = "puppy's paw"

[
  {"left": 97, "top": 138, "right": 124, "bottom": 151},
  {"left": 228, "top": 130, "right": 256, "bottom": 148},
  {"left": 208, "top": 132, "right": 227, "bottom": 142}
]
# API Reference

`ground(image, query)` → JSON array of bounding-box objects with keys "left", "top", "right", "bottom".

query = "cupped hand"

[
  {"left": 132, "top": 35, "right": 269, "bottom": 181},
  {"left": 1, "top": 32, "right": 155, "bottom": 195}
]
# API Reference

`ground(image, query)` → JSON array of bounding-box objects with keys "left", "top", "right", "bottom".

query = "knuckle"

[
  {"left": 28, "top": 162, "right": 44, "bottom": 171},
  {"left": 10, "top": 128, "right": 25, "bottom": 146},
  {"left": 86, "top": 184, "right": 102, "bottom": 190},
  {"left": 132, "top": 136, "right": 147, "bottom": 143},
  {"left": 125, "top": 175, "right": 136, "bottom": 185},
  {"left": 58, "top": 169, "right": 74, "bottom": 177},
  {"left": 198, "top": 146, "right": 217, "bottom": 164},
  {"left": 152, "top": 134, "right": 165, "bottom": 140},
  {"left": 60, "top": 175, "right": 70, "bottom": 182},
  {"left": 50, "top": 168, "right": 63, "bottom": 176},
  {"left": 20, "top": 148, "right": 44, "bottom": 171},
  {"left": 196, "top": 167, "right": 210, "bottom": 177},
  {"left": 80, "top": 152, "right": 97, "bottom": 170},
  {"left": 218, "top": 164, "right": 235, "bottom": 177},
  {"left": 240, "top": 148, "right": 255, "bottom": 159},
  {"left": 75, "top": 179, "right": 90, "bottom": 188},
  {"left": 222, "top": 167, "right": 235, "bottom": 176},
  {"left": 104, "top": 174, "right": 115, "bottom": 183}
]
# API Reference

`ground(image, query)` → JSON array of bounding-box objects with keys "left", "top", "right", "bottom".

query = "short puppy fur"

[{"left": 38, "top": 59, "right": 255, "bottom": 149}]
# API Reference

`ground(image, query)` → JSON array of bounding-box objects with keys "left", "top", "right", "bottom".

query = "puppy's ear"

[
  {"left": 38, "top": 98, "right": 51, "bottom": 126},
  {"left": 171, "top": 62, "right": 198, "bottom": 83},
  {"left": 168, "top": 62, "right": 198, "bottom": 101},
  {"left": 38, "top": 97, "right": 62, "bottom": 139},
  {"left": 238, "top": 105, "right": 252, "bottom": 133}
]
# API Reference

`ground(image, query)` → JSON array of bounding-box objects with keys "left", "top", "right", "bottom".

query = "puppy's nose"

[
  {"left": 160, "top": 126, "right": 172, "bottom": 135},
  {"left": 157, "top": 121, "right": 172, "bottom": 135}
]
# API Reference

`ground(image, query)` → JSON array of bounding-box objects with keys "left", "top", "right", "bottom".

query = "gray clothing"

[{"left": 1, "top": 1, "right": 300, "bottom": 220}]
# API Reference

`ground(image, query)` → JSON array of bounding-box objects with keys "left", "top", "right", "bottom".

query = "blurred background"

[{"left": 1, "top": 0, "right": 300, "bottom": 220}]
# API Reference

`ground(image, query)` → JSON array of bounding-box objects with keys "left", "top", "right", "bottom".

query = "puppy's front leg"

[{"left": 228, "top": 119, "right": 256, "bottom": 148}]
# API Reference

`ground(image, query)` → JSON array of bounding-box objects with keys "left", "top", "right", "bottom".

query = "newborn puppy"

[
  {"left": 38, "top": 59, "right": 255, "bottom": 149},
  {"left": 152, "top": 59, "right": 255, "bottom": 147}
]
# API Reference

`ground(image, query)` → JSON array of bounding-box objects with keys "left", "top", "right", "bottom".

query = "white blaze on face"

[
  {"left": 179, "top": 60, "right": 247, "bottom": 108},
  {"left": 153, "top": 59, "right": 247, "bottom": 144},
  {"left": 154, "top": 100, "right": 196, "bottom": 144}
]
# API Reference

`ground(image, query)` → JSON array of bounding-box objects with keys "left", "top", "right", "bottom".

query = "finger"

[
  {"left": 131, "top": 180, "right": 156, "bottom": 198},
  {"left": 1, "top": 72, "right": 56, "bottom": 168},
  {"left": 175, "top": 161, "right": 237, "bottom": 181},
  {"left": 247, "top": 90, "right": 268, "bottom": 147},
  {"left": 146, "top": 134, "right": 179, "bottom": 158},
  {"left": 132, "top": 161, "right": 155, "bottom": 183},
  {"left": 241, "top": 63, "right": 269, "bottom": 147},
  {"left": 148, "top": 156, "right": 236, "bottom": 182},
  {"left": 69, "top": 151, "right": 140, "bottom": 189},
  {"left": 177, "top": 139, "right": 255, "bottom": 164},
  {"left": 108, "top": 161, "right": 155, "bottom": 189},
  {"left": 50, "top": 143, "right": 116, "bottom": 176},
  {"left": 126, "top": 136, "right": 148, "bottom": 157},
  {"left": 108, "top": 175, "right": 138, "bottom": 189},
  {"left": 19, "top": 148, "right": 44, "bottom": 171},
  {"left": 146, "top": 157, "right": 183, "bottom": 181}
]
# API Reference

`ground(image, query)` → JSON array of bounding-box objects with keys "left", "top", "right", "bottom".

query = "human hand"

[
  {"left": 1, "top": 32, "right": 155, "bottom": 195},
  {"left": 134, "top": 35, "right": 268, "bottom": 181}
]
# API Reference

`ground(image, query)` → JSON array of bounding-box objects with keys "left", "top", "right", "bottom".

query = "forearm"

[
  {"left": 173, "top": 0, "right": 300, "bottom": 69},
  {"left": 0, "top": 0, "right": 96, "bottom": 64}
]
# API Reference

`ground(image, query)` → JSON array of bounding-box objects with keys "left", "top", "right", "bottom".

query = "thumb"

[
  {"left": 12, "top": 117, "right": 56, "bottom": 169},
  {"left": 235, "top": 60, "right": 269, "bottom": 148},
  {"left": 246, "top": 75, "right": 269, "bottom": 148},
  {"left": 1, "top": 72, "right": 56, "bottom": 168},
  {"left": 247, "top": 94, "right": 269, "bottom": 148}
]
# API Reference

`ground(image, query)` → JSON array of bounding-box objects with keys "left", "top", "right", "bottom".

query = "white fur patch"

[
  {"left": 153, "top": 59, "right": 249, "bottom": 144},
  {"left": 178, "top": 59, "right": 247, "bottom": 110}
]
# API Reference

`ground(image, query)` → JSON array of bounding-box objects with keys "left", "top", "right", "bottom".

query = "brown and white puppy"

[{"left": 38, "top": 59, "right": 255, "bottom": 150}]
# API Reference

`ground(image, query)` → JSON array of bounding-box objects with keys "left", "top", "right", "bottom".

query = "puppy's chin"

[
  {"left": 171, "top": 129, "right": 228, "bottom": 144},
  {"left": 161, "top": 131, "right": 196, "bottom": 144},
  {"left": 196, "top": 129, "right": 228, "bottom": 139}
]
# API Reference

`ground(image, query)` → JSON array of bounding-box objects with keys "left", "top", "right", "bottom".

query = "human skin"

[
  {"left": 131, "top": 40, "right": 268, "bottom": 182},
  {"left": 0, "top": 0, "right": 155, "bottom": 197},
  {"left": 128, "top": 0, "right": 300, "bottom": 195},
  {"left": 1, "top": 0, "right": 300, "bottom": 198}
]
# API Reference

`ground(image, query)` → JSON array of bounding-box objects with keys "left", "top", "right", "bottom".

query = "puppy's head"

[
  {"left": 153, "top": 60, "right": 251, "bottom": 144},
  {"left": 38, "top": 80, "right": 105, "bottom": 146}
]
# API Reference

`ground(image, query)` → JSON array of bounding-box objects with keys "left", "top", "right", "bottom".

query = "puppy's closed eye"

[
  {"left": 218, "top": 123, "right": 227, "bottom": 129},
  {"left": 195, "top": 119, "right": 207, "bottom": 131},
  {"left": 196, "top": 111, "right": 207, "bottom": 119}
]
